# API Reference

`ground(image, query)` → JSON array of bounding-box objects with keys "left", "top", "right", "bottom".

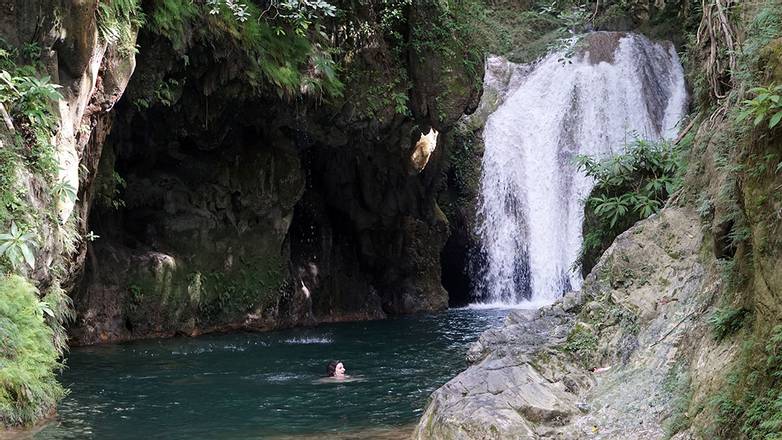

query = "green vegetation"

[
  {"left": 663, "top": 362, "right": 693, "bottom": 438},
  {"left": 0, "top": 222, "right": 37, "bottom": 271},
  {"left": 40, "top": 281, "right": 74, "bottom": 358},
  {"left": 146, "top": 0, "right": 341, "bottom": 98},
  {"left": 0, "top": 48, "right": 62, "bottom": 180},
  {"left": 738, "top": 84, "right": 782, "bottom": 129},
  {"left": 576, "top": 139, "right": 685, "bottom": 274},
  {"left": 563, "top": 322, "right": 598, "bottom": 367},
  {"left": 710, "top": 326, "right": 782, "bottom": 439},
  {"left": 0, "top": 41, "right": 64, "bottom": 273},
  {"left": 0, "top": 275, "right": 66, "bottom": 426},
  {"left": 96, "top": 0, "right": 145, "bottom": 55},
  {"left": 708, "top": 307, "right": 750, "bottom": 341},
  {"left": 0, "top": 39, "right": 77, "bottom": 429}
]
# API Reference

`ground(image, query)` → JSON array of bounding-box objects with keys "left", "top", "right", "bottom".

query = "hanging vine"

[{"left": 696, "top": 0, "right": 738, "bottom": 101}]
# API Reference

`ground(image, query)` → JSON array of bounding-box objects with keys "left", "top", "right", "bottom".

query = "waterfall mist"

[{"left": 474, "top": 32, "right": 688, "bottom": 306}]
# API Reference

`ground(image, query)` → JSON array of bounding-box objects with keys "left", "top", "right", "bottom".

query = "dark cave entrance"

[{"left": 441, "top": 234, "right": 474, "bottom": 308}]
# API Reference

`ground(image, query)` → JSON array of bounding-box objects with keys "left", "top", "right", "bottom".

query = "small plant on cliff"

[
  {"left": 51, "top": 179, "right": 77, "bottom": 206},
  {"left": 0, "top": 222, "right": 37, "bottom": 271},
  {"left": 737, "top": 84, "right": 782, "bottom": 129},
  {"left": 563, "top": 322, "right": 598, "bottom": 367},
  {"left": 708, "top": 307, "right": 750, "bottom": 341}
]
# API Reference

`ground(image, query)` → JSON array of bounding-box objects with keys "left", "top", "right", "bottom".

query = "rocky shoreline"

[{"left": 415, "top": 207, "right": 728, "bottom": 439}]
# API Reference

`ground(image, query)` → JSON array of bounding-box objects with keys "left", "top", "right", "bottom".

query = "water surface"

[{"left": 37, "top": 308, "right": 508, "bottom": 439}]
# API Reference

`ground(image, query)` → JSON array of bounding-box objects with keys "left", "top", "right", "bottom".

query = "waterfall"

[{"left": 474, "top": 32, "right": 688, "bottom": 306}]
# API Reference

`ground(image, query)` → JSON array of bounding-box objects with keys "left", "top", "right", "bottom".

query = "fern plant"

[
  {"left": 708, "top": 307, "right": 749, "bottom": 341},
  {"left": 96, "top": 0, "right": 145, "bottom": 55},
  {"left": 0, "top": 222, "right": 37, "bottom": 270},
  {"left": 0, "top": 275, "right": 66, "bottom": 425}
]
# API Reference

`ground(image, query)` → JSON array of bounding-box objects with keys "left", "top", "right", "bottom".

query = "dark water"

[{"left": 35, "top": 308, "right": 509, "bottom": 439}]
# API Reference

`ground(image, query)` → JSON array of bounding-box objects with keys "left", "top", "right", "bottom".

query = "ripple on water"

[
  {"left": 40, "top": 309, "right": 506, "bottom": 439},
  {"left": 283, "top": 337, "right": 333, "bottom": 345},
  {"left": 242, "top": 372, "right": 306, "bottom": 383}
]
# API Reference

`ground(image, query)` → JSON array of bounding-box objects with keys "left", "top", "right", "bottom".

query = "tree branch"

[{"left": 0, "top": 102, "right": 14, "bottom": 132}]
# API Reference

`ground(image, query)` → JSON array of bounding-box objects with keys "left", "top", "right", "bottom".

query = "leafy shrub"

[
  {"left": 0, "top": 70, "right": 62, "bottom": 155},
  {"left": 51, "top": 179, "right": 77, "bottom": 206},
  {"left": 0, "top": 275, "right": 66, "bottom": 426},
  {"left": 576, "top": 139, "right": 684, "bottom": 273},
  {"left": 709, "top": 307, "right": 750, "bottom": 341},
  {"left": 0, "top": 46, "right": 63, "bottom": 177},
  {"left": 737, "top": 84, "right": 782, "bottom": 129}
]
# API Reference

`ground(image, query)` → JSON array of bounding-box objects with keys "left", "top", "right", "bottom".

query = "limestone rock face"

[
  {"left": 0, "top": 0, "right": 139, "bottom": 290},
  {"left": 415, "top": 207, "right": 732, "bottom": 439}
]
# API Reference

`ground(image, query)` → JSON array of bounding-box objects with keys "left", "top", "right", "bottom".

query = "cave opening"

[{"left": 441, "top": 235, "right": 474, "bottom": 308}]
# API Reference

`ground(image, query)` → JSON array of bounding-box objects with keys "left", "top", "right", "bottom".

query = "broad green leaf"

[
  {"left": 7, "top": 247, "right": 21, "bottom": 268},
  {"left": 770, "top": 112, "right": 782, "bottom": 129},
  {"left": 20, "top": 243, "right": 35, "bottom": 268}
]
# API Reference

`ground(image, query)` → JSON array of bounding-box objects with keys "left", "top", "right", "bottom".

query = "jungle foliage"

[
  {"left": 0, "top": 40, "right": 76, "bottom": 429},
  {"left": 0, "top": 41, "right": 67, "bottom": 274}
]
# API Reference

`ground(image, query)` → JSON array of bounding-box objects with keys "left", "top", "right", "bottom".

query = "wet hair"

[{"left": 326, "top": 360, "right": 342, "bottom": 377}]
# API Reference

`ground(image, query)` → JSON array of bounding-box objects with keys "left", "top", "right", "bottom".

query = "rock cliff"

[{"left": 1, "top": 0, "right": 484, "bottom": 346}]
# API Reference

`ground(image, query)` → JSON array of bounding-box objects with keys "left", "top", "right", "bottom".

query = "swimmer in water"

[
  {"left": 315, "top": 360, "right": 363, "bottom": 384},
  {"left": 326, "top": 360, "right": 346, "bottom": 379}
]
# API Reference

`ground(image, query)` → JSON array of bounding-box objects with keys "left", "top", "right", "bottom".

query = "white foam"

[{"left": 460, "top": 298, "right": 553, "bottom": 310}]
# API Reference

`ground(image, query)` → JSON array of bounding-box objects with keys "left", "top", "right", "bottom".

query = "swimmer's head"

[{"left": 326, "top": 360, "right": 345, "bottom": 377}]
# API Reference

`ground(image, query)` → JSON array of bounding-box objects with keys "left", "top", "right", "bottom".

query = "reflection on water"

[{"left": 35, "top": 308, "right": 510, "bottom": 439}]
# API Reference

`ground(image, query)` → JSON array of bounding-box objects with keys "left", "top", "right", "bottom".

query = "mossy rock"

[
  {"left": 408, "top": 0, "right": 483, "bottom": 130},
  {"left": 124, "top": 251, "right": 286, "bottom": 334},
  {"left": 758, "top": 37, "right": 782, "bottom": 83}
]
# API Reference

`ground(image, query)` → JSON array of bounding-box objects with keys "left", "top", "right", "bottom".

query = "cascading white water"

[{"left": 475, "top": 32, "right": 688, "bottom": 306}]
